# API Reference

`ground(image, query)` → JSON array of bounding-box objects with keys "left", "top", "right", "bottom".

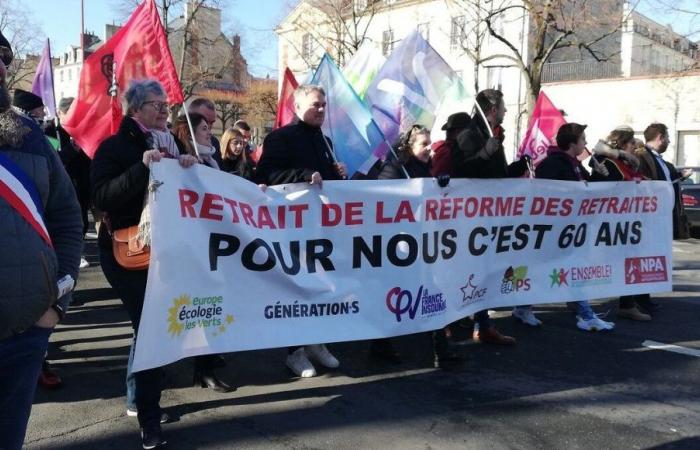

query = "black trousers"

[{"left": 100, "top": 248, "right": 162, "bottom": 429}]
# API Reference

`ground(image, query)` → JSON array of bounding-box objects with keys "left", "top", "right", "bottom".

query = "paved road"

[{"left": 25, "top": 237, "right": 700, "bottom": 449}]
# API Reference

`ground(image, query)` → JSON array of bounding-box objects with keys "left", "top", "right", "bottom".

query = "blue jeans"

[
  {"left": 0, "top": 326, "right": 52, "bottom": 450},
  {"left": 126, "top": 337, "right": 136, "bottom": 410},
  {"left": 514, "top": 302, "right": 595, "bottom": 320},
  {"left": 570, "top": 301, "right": 595, "bottom": 320}
]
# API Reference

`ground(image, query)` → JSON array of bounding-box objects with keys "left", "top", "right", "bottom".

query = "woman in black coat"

[
  {"left": 220, "top": 127, "right": 256, "bottom": 181},
  {"left": 91, "top": 80, "right": 198, "bottom": 448},
  {"left": 374, "top": 125, "right": 464, "bottom": 370}
]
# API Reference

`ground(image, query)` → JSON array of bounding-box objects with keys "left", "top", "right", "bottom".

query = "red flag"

[
  {"left": 274, "top": 68, "right": 299, "bottom": 129},
  {"left": 249, "top": 145, "right": 263, "bottom": 163},
  {"left": 63, "top": 0, "right": 183, "bottom": 158},
  {"left": 517, "top": 91, "right": 567, "bottom": 167}
]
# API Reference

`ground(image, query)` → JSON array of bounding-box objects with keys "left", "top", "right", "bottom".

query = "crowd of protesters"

[{"left": 0, "top": 28, "right": 691, "bottom": 449}]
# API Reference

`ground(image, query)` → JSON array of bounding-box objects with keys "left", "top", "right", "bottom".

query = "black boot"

[
  {"left": 193, "top": 356, "right": 236, "bottom": 393},
  {"left": 369, "top": 339, "right": 402, "bottom": 364},
  {"left": 433, "top": 329, "right": 465, "bottom": 370}
]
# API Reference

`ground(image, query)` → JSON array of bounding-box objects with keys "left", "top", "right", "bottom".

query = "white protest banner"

[{"left": 133, "top": 160, "right": 674, "bottom": 371}]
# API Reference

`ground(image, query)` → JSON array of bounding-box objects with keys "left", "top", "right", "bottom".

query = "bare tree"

[
  {"left": 452, "top": 0, "right": 631, "bottom": 112},
  {"left": 448, "top": 0, "right": 494, "bottom": 93},
  {"left": 284, "top": 0, "right": 381, "bottom": 69},
  {"left": 0, "top": 0, "right": 45, "bottom": 91}
]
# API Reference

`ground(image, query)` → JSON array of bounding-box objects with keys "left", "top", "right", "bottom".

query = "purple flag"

[{"left": 31, "top": 39, "right": 56, "bottom": 118}]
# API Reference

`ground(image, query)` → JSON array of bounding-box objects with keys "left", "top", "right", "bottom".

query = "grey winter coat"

[{"left": 0, "top": 112, "right": 82, "bottom": 339}]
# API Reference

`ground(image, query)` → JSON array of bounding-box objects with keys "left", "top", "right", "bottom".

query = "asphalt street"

[{"left": 24, "top": 236, "right": 700, "bottom": 449}]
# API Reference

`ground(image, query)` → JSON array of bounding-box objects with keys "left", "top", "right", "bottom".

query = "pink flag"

[
  {"left": 517, "top": 92, "right": 567, "bottom": 167},
  {"left": 274, "top": 68, "right": 298, "bottom": 129}
]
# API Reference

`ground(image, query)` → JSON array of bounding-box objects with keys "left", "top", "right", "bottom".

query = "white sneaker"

[
  {"left": 286, "top": 348, "right": 316, "bottom": 378},
  {"left": 576, "top": 316, "right": 615, "bottom": 331},
  {"left": 79, "top": 257, "right": 90, "bottom": 269},
  {"left": 305, "top": 344, "right": 339, "bottom": 369},
  {"left": 512, "top": 306, "right": 542, "bottom": 326}
]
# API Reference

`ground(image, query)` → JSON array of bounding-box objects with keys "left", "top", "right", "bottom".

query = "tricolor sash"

[{"left": 0, "top": 152, "right": 52, "bottom": 247}]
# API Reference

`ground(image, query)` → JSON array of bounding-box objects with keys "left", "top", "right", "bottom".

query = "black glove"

[{"left": 436, "top": 174, "right": 450, "bottom": 188}]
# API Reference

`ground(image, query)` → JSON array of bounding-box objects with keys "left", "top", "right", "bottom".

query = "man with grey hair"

[
  {"left": 256, "top": 84, "right": 347, "bottom": 378},
  {"left": 0, "top": 31, "right": 82, "bottom": 450}
]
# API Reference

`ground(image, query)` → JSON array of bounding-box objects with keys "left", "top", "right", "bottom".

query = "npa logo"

[
  {"left": 501, "top": 266, "right": 531, "bottom": 294},
  {"left": 625, "top": 256, "right": 668, "bottom": 284},
  {"left": 460, "top": 274, "right": 487, "bottom": 307},
  {"left": 386, "top": 285, "right": 446, "bottom": 322}
]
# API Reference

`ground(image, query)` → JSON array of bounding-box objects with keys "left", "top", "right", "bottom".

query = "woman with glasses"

[{"left": 91, "top": 79, "right": 198, "bottom": 449}]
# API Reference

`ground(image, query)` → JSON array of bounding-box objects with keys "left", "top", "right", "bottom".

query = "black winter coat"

[
  {"left": 377, "top": 155, "right": 432, "bottom": 180},
  {"left": 221, "top": 155, "right": 256, "bottom": 181},
  {"left": 535, "top": 149, "right": 590, "bottom": 181},
  {"left": 91, "top": 116, "right": 151, "bottom": 249},
  {"left": 452, "top": 117, "right": 528, "bottom": 178},
  {"left": 256, "top": 120, "right": 340, "bottom": 185}
]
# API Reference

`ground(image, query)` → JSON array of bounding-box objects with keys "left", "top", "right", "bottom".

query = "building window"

[
  {"left": 451, "top": 16, "right": 466, "bottom": 50},
  {"left": 60, "top": 70, "right": 64, "bottom": 82},
  {"left": 418, "top": 22, "right": 430, "bottom": 42},
  {"left": 301, "top": 33, "right": 313, "bottom": 61},
  {"left": 68, "top": 69, "right": 72, "bottom": 81},
  {"left": 382, "top": 29, "right": 394, "bottom": 56},
  {"left": 354, "top": 0, "right": 368, "bottom": 10},
  {"left": 384, "top": 0, "right": 396, "bottom": 4}
]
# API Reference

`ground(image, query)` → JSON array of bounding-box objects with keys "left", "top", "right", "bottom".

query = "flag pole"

[
  {"left": 182, "top": 106, "right": 201, "bottom": 159},
  {"left": 46, "top": 38, "right": 62, "bottom": 153},
  {"left": 474, "top": 100, "right": 493, "bottom": 139}
]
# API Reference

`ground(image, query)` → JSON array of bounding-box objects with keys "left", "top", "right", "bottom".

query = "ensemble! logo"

[
  {"left": 501, "top": 266, "right": 531, "bottom": 294},
  {"left": 386, "top": 285, "right": 446, "bottom": 322},
  {"left": 460, "top": 274, "right": 487, "bottom": 307},
  {"left": 549, "top": 268, "right": 569, "bottom": 287},
  {"left": 625, "top": 256, "right": 668, "bottom": 284},
  {"left": 167, "top": 294, "right": 234, "bottom": 337},
  {"left": 550, "top": 265, "right": 613, "bottom": 287}
]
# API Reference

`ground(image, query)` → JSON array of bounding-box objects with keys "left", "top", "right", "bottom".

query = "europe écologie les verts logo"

[{"left": 167, "top": 294, "right": 234, "bottom": 337}]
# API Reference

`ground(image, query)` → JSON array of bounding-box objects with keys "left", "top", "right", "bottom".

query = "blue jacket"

[{"left": 0, "top": 112, "right": 82, "bottom": 338}]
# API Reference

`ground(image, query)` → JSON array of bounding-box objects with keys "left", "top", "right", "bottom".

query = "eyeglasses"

[{"left": 142, "top": 101, "right": 169, "bottom": 112}]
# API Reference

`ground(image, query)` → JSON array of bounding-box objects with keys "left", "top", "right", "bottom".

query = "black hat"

[
  {"left": 13, "top": 89, "right": 44, "bottom": 112},
  {"left": 0, "top": 30, "right": 13, "bottom": 66},
  {"left": 441, "top": 112, "right": 470, "bottom": 131}
]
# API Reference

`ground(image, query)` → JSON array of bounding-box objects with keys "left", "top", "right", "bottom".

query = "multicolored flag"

[
  {"left": 517, "top": 91, "right": 567, "bottom": 167},
  {"left": 429, "top": 77, "right": 473, "bottom": 143},
  {"left": 274, "top": 67, "right": 299, "bottom": 129},
  {"left": 62, "top": 0, "right": 183, "bottom": 158},
  {"left": 311, "top": 54, "right": 391, "bottom": 176},
  {"left": 342, "top": 42, "right": 385, "bottom": 99},
  {"left": 31, "top": 39, "right": 56, "bottom": 119},
  {"left": 364, "top": 30, "right": 461, "bottom": 146}
]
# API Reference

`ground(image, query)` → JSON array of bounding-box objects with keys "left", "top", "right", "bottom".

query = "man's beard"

[{"left": 0, "top": 80, "right": 28, "bottom": 147}]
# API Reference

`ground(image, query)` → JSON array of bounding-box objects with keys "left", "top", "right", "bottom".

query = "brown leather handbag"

[{"left": 112, "top": 225, "right": 150, "bottom": 270}]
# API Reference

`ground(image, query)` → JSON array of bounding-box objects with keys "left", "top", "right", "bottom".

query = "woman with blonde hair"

[
  {"left": 590, "top": 126, "right": 644, "bottom": 182},
  {"left": 220, "top": 127, "right": 255, "bottom": 180}
]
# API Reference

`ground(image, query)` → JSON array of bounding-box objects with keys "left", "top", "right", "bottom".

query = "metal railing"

[{"left": 542, "top": 60, "right": 622, "bottom": 82}]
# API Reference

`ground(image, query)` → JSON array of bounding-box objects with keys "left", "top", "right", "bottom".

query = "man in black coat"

[
  {"left": 256, "top": 84, "right": 347, "bottom": 378},
  {"left": 451, "top": 89, "right": 528, "bottom": 344}
]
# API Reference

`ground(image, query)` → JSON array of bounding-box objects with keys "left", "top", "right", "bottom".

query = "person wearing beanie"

[{"left": 12, "top": 89, "right": 46, "bottom": 123}]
